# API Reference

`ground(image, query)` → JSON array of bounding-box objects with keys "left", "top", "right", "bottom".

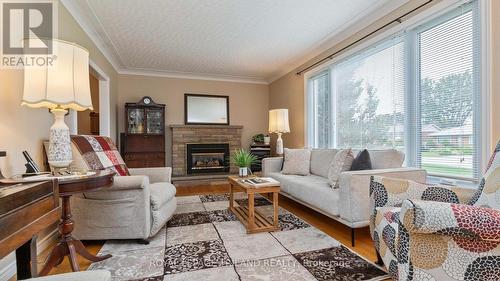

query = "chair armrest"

[
  {"left": 262, "top": 157, "right": 283, "bottom": 176},
  {"left": 338, "top": 167, "right": 426, "bottom": 225},
  {"left": 401, "top": 199, "right": 500, "bottom": 241},
  {"left": 128, "top": 167, "right": 172, "bottom": 183},
  {"left": 370, "top": 175, "right": 476, "bottom": 209},
  {"left": 109, "top": 175, "right": 150, "bottom": 191}
]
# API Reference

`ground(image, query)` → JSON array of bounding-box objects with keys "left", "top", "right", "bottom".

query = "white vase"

[
  {"left": 239, "top": 167, "right": 248, "bottom": 177},
  {"left": 264, "top": 136, "right": 271, "bottom": 145},
  {"left": 48, "top": 108, "right": 73, "bottom": 168}
]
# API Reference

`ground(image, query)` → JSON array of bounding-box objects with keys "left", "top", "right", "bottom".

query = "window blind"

[
  {"left": 416, "top": 2, "right": 480, "bottom": 180},
  {"left": 331, "top": 38, "right": 406, "bottom": 150},
  {"left": 308, "top": 71, "right": 331, "bottom": 148}
]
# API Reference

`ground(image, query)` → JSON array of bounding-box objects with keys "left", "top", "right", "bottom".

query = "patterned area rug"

[{"left": 88, "top": 193, "right": 388, "bottom": 281}]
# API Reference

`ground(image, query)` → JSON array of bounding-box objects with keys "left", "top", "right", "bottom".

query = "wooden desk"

[
  {"left": 0, "top": 180, "right": 61, "bottom": 280},
  {"left": 39, "top": 170, "right": 115, "bottom": 276},
  {"left": 228, "top": 176, "right": 280, "bottom": 234}
]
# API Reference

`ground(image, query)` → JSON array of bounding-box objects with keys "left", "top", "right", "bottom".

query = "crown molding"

[
  {"left": 267, "top": 0, "right": 410, "bottom": 83},
  {"left": 62, "top": 0, "right": 407, "bottom": 86},
  {"left": 61, "top": 0, "right": 269, "bottom": 85},
  {"left": 60, "top": 0, "right": 124, "bottom": 71},
  {"left": 119, "top": 68, "right": 269, "bottom": 85}
]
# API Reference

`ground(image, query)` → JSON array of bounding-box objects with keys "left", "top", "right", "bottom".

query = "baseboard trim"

[{"left": 0, "top": 258, "right": 16, "bottom": 281}]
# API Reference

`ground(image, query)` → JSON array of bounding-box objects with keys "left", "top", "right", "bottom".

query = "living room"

[{"left": 0, "top": 0, "right": 499, "bottom": 281}]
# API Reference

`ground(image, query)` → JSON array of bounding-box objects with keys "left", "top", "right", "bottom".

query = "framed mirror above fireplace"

[
  {"left": 184, "top": 94, "right": 229, "bottom": 125},
  {"left": 186, "top": 143, "right": 230, "bottom": 174}
]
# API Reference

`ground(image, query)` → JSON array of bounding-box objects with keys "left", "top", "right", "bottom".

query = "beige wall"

[
  {"left": 270, "top": 0, "right": 500, "bottom": 154},
  {"left": 0, "top": 1, "right": 118, "bottom": 177},
  {"left": 117, "top": 74, "right": 269, "bottom": 166},
  {"left": 78, "top": 73, "right": 100, "bottom": 135},
  {"left": 269, "top": 72, "right": 305, "bottom": 150}
]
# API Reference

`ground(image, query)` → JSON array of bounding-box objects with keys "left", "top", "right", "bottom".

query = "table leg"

[
  {"left": 248, "top": 193, "right": 255, "bottom": 232},
  {"left": 39, "top": 194, "right": 112, "bottom": 276},
  {"left": 273, "top": 192, "right": 279, "bottom": 228},
  {"left": 229, "top": 183, "right": 234, "bottom": 210}
]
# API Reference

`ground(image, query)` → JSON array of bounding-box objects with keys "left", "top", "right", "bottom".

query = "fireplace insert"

[{"left": 186, "top": 143, "right": 230, "bottom": 174}]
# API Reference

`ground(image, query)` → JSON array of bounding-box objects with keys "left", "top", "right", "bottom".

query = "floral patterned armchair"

[{"left": 369, "top": 142, "right": 500, "bottom": 281}]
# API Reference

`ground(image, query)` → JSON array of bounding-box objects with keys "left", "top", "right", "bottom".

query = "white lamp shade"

[
  {"left": 268, "top": 109, "right": 290, "bottom": 133},
  {"left": 22, "top": 39, "right": 93, "bottom": 111}
]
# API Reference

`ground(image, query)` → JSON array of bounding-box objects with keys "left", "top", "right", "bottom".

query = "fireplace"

[{"left": 186, "top": 143, "right": 230, "bottom": 174}]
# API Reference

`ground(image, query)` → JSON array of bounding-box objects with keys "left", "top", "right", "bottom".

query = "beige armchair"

[{"left": 44, "top": 136, "right": 177, "bottom": 241}]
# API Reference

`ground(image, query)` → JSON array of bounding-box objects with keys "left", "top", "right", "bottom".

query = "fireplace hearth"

[{"left": 186, "top": 143, "right": 230, "bottom": 174}]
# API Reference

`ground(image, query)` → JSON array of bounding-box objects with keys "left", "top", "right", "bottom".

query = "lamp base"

[
  {"left": 276, "top": 133, "right": 284, "bottom": 155},
  {"left": 48, "top": 108, "right": 73, "bottom": 168}
]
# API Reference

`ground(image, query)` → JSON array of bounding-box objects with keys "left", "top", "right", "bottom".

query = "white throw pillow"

[
  {"left": 281, "top": 148, "right": 311, "bottom": 176},
  {"left": 328, "top": 148, "right": 354, "bottom": 188}
]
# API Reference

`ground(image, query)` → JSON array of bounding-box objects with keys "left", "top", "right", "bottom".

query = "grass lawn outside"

[
  {"left": 421, "top": 151, "right": 441, "bottom": 157},
  {"left": 422, "top": 163, "right": 473, "bottom": 178}
]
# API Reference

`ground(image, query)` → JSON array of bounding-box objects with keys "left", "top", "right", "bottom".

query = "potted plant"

[
  {"left": 252, "top": 133, "right": 265, "bottom": 144},
  {"left": 231, "top": 149, "right": 258, "bottom": 177}
]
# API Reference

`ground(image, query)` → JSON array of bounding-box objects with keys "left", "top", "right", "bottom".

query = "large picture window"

[
  {"left": 416, "top": 6, "right": 479, "bottom": 179},
  {"left": 332, "top": 39, "right": 405, "bottom": 150},
  {"left": 306, "top": 1, "right": 482, "bottom": 181}
]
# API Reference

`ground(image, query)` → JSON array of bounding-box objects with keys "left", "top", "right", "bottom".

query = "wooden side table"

[
  {"left": 39, "top": 170, "right": 115, "bottom": 276},
  {"left": 228, "top": 176, "right": 280, "bottom": 234}
]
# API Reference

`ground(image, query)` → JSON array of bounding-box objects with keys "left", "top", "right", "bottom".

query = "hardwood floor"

[{"left": 40, "top": 181, "right": 380, "bottom": 277}]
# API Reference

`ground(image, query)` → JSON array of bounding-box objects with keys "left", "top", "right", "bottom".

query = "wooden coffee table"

[{"left": 228, "top": 176, "right": 280, "bottom": 234}]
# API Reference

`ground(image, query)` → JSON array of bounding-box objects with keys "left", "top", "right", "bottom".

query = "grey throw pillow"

[
  {"left": 328, "top": 148, "right": 354, "bottom": 188},
  {"left": 281, "top": 148, "right": 311, "bottom": 176}
]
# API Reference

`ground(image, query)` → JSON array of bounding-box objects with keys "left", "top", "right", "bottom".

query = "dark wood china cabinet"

[{"left": 120, "top": 96, "right": 166, "bottom": 168}]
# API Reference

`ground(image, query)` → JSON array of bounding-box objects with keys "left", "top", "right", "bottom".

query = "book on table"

[{"left": 241, "top": 177, "right": 279, "bottom": 187}]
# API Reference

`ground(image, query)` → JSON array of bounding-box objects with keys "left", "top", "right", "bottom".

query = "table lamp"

[
  {"left": 22, "top": 39, "right": 93, "bottom": 168},
  {"left": 268, "top": 109, "right": 290, "bottom": 155}
]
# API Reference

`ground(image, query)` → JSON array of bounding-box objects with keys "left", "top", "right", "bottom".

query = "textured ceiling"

[{"left": 82, "top": 0, "right": 394, "bottom": 82}]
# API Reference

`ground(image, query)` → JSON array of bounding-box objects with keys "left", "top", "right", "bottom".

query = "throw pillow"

[
  {"left": 350, "top": 149, "right": 372, "bottom": 171},
  {"left": 328, "top": 148, "right": 354, "bottom": 188},
  {"left": 281, "top": 148, "right": 311, "bottom": 176}
]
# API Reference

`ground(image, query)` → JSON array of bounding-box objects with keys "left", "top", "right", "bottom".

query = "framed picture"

[{"left": 184, "top": 94, "right": 230, "bottom": 125}]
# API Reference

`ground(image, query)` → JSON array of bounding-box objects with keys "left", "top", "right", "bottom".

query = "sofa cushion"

[
  {"left": 281, "top": 148, "right": 311, "bottom": 176},
  {"left": 364, "top": 149, "right": 404, "bottom": 169},
  {"left": 150, "top": 182, "right": 176, "bottom": 211},
  {"left": 328, "top": 149, "right": 354, "bottom": 188},
  {"left": 283, "top": 174, "right": 340, "bottom": 217},
  {"left": 310, "top": 149, "right": 338, "bottom": 178}
]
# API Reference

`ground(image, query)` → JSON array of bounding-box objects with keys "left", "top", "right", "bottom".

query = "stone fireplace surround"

[{"left": 170, "top": 125, "right": 243, "bottom": 176}]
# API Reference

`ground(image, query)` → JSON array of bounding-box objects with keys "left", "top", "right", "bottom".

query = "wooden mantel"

[{"left": 169, "top": 124, "right": 243, "bottom": 129}]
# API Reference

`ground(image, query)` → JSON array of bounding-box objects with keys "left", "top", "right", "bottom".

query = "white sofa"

[{"left": 262, "top": 149, "right": 426, "bottom": 246}]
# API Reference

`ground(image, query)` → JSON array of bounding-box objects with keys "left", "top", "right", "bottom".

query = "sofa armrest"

[
  {"left": 128, "top": 167, "right": 172, "bottom": 183},
  {"left": 262, "top": 157, "right": 283, "bottom": 176},
  {"left": 338, "top": 167, "right": 426, "bottom": 226},
  {"left": 109, "top": 175, "right": 150, "bottom": 191},
  {"left": 401, "top": 199, "right": 500, "bottom": 241}
]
